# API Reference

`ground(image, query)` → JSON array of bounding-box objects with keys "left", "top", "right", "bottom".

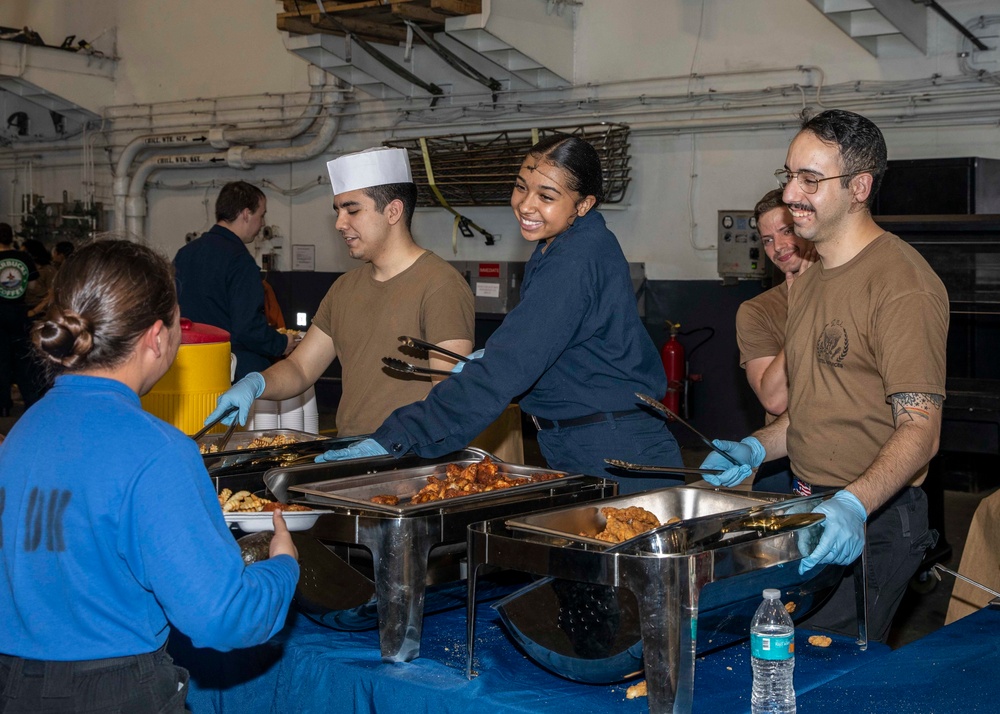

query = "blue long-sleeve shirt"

[
  {"left": 0, "top": 375, "right": 298, "bottom": 659},
  {"left": 373, "top": 210, "right": 666, "bottom": 458},
  {"left": 174, "top": 225, "right": 286, "bottom": 379}
]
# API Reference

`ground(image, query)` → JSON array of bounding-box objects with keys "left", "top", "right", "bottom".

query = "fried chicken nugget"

[{"left": 594, "top": 506, "right": 662, "bottom": 543}]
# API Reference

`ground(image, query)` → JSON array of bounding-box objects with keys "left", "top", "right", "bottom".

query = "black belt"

[{"left": 530, "top": 409, "right": 639, "bottom": 431}]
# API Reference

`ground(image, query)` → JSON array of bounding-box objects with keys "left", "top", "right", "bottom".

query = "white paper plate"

[{"left": 223, "top": 510, "right": 325, "bottom": 532}]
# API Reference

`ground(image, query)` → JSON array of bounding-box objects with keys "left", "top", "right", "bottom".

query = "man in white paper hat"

[{"left": 207, "top": 147, "right": 474, "bottom": 437}]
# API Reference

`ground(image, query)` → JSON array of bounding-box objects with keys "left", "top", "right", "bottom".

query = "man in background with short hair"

[
  {"left": 0, "top": 223, "right": 39, "bottom": 415},
  {"left": 737, "top": 189, "right": 816, "bottom": 423},
  {"left": 174, "top": 181, "right": 294, "bottom": 381}
]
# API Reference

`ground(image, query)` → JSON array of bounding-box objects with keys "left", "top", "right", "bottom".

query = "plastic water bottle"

[{"left": 750, "top": 588, "right": 796, "bottom": 714}]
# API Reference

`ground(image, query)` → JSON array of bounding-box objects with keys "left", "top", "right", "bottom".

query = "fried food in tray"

[
  {"left": 200, "top": 433, "right": 300, "bottom": 455},
  {"left": 217, "top": 488, "right": 313, "bottom": 513},
  {"left": 592, "top": 506, "right": 662, "bottom": 543},
  {"left": 370, "top": 456, "right": 562, "bottom": 507},
  {"left": 370, "top": 494, "right": 400, "bottom": 506}
]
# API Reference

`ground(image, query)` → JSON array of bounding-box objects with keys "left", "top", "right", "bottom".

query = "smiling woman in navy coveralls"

[{"left": 321, "top": 136, "right": 683, "bottom": 494}]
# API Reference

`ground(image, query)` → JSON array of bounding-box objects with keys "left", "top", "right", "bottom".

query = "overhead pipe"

[
  {"left": 209, "top": 64, "right": 328, "bottom": 148},
  {"left": 124, "top": 84, "right": 344, "bottom": 239},
  {"left": 124, "top": 151, "right": 228, "bottom": 239},
  {"left": 113, "top": 65, "right": 328, "bottom": 232},
  {"left": 227, "top": 105, "right": 342, "bottom": 168}
]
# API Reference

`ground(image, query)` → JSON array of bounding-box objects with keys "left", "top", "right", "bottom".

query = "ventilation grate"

[{"left": 384, "top": 123, "right": 631, "bottom": 207}]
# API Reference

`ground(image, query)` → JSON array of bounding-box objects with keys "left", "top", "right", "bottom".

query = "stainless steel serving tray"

[
  {"left": 288, "top": 460, "right": 572, "bottom": 516},
  {"left": 198, "top": 428, "right": 325, "bottom": 456},
  {"left": 506, "top": 487, "right": 781, "bottom": 547}
]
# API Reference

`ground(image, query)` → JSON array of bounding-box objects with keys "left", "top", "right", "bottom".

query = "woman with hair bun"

[
  {"left": 0, "top": 240, "right": 299, "bottom": 712},
  {"left": 318, "top": 136, "right": 684, "bottom": 494}
]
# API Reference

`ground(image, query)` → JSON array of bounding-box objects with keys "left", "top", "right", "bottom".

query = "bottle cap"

[{"left": 763, "top": 588, "right": 780, "bottom": 600}]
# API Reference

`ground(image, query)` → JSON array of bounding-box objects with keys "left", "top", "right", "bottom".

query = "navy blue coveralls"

[
  {"left": 174, "top": 225, "right": 286, "bottom": 380},
  {"left": 373, "top": 210, "right": 683, "bottom": 494}
]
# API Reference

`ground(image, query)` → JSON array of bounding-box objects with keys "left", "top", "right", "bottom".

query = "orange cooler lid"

[{"left": 179, "top": 318, "right": 229, "bottom": 344}]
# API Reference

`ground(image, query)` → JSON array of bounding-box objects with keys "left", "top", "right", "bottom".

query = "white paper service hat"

[{"left": 326, "top": 147, "right": 413, "bottom": 196}]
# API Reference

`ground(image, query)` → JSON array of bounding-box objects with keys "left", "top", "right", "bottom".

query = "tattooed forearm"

[{"left": 891, "top": 392, "right": 943, "bottom": 425}]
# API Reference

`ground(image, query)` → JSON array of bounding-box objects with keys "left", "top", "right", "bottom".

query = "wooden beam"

[
  {"left": 324, "top": 0, "right": 413, "bottom": 12},
  {"left": 313, "top": 14, "right": 409, "bottom": 44},
  {"left": 277, "top": 14, "right": 339, "bottom": 36},
  {"left": 279, "top": 14, "right": 405, "bottom": 46},
  {"left": 278, "top": 0, "right": 413, "bottom": 17},
  {"left": 430, "top": 0, "right": 481, "bottom": 16},
  {"left": 279, "top": 2, "right": 323, "bottom": 16},
  {"left": 391, "top": 3, "right": 448, "bottom": 24}
]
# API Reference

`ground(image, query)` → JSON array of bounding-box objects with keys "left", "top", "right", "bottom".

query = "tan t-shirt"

[
  {"left": 737, "top": 282, "right": 789, "bottom": 425},
  {"left": 784, "top": 232, "right": 948, "bottom": 488},
  {"left": 737, "top": 282, "right": 788, "bottom": 368},
  {"left": 313, "top": 250, "right": 474, "bottom": 436}
]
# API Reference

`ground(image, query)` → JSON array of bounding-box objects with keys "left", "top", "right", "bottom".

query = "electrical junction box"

[
  {"left": 449, "top": 261, "right": 525, "bottom": 316},
  {"left": 717, "top": 210, "right": 764, "bottom": 284},
  {"left": 450, "top": 261, "right": 647, "bottom": 316}
]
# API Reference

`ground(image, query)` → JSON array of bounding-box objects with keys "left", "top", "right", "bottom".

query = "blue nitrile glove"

[
  {"left": 450, "top": 348, "right": 485, "bottom": 374},
  {"left": 798, "top": 490, "right": 867, "bottom": 574},
  {"left": 206, "top": 372, "right": 265, "bottom": 427},
  {"left": 314, "top": 438, "right": 389, "bottom": 463},
  {"left": 699, "top": 436, "right": 765, "bottom": 487}
]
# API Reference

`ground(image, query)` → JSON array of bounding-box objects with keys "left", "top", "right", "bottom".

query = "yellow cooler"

[{"left": 141, "top": 319, "right": 232, "bottom": 435}]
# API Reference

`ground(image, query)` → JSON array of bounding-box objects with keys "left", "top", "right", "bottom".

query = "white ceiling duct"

[{"left": 0, "top": 38, "right": 114, "bottom": 140}]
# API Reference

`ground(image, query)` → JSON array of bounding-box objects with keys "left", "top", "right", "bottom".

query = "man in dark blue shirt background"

[
  {"left": 1, "top": 222, "right": 40, "bottom": 415},
  {"left": 174, "top": 181, "right": 294, "bottom": 380}
]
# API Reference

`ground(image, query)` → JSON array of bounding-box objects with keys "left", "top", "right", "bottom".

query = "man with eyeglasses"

[{"left": 702, "top": 109, "right": 948, "bottom": 643}]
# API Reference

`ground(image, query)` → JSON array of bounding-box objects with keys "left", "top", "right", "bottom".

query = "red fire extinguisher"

[{"left": 660, "top": 321, "right": 685, "bottom": 417}]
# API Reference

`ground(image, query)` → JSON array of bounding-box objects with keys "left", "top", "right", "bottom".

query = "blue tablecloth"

[
  {"left": 171, "top": 595, "right": 888, "bottom": 714},
  {"left": 798, "top": 605, "right": 1000, "bottom": 713}
]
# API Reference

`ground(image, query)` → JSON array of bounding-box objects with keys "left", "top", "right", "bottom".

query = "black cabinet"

[{"left": 874, "top": 157, "right": 1000, "bottom": 216}]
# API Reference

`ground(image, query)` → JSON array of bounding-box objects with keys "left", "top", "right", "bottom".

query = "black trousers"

[
  {"left": 0, "top": 644, "right": 189, "bottom": 713},
  {"left": 801, "top": 486, "right": 936, "bottom": 644},
  {"left": 0, "top": 308, "right": 44, "bottom": 409}
]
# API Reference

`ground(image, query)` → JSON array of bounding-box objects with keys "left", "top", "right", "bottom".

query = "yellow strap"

[
  {"left": 419, "top": 137, "right": 451, "bottom": 211},
  {"left": 531, "top": 127, "right": 539, "bottom": 145},
  {"left": 419, "top": 137, "right": 492, "bottom": 253}
]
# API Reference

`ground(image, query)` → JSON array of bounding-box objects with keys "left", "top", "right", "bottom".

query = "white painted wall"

[{"left": 2, "top": 0, "right": 998, "bottom": 279}]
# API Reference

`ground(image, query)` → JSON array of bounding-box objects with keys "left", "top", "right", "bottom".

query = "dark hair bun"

[{"left": 33, "top": 307, "right": 94, "bottom": 368}]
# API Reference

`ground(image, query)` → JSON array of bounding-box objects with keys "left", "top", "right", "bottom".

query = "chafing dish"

[
  {"left": 204, "top": 432, "right": 362, "bottom": 497},
  {"left": 263, "top": 449, "right": 615, "bottom": 663},
  {"left": 467, "top": 487, "right": 867, "bottom": 714},
  {"left": 199, "top": 427, "right": 326, "bottom": 454}
]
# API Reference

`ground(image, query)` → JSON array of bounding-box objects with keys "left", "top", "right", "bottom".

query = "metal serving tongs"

[
  {"left": 604, "top": 458, "right": 723, "bottom": 477},
  {"left": 635, "top": 392, "right": 742, "bottom": 466},
  {"left": 932, "top": 563, "right": 1000, "bottom": 601},
  {"left": 398, "top": 335, "right": 470, "bottom": 363},
  {"left": 382, "top": 357, "right": 454, "bottom": 377},
  {"left": 191, "top": 406, "right": 239, "bottom": 451}
]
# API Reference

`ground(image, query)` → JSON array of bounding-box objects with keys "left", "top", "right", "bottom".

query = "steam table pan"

[
  {"left": 467, "top": 487, "right": 869, "bottom": 714},
  {"left": 287, "top": 459, "right": 571, "bottom": 516},
  {"left": 263, "top": 449, "right": 615, "bottom": 663}
]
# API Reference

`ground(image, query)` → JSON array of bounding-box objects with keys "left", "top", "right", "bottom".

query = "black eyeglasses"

[{"left": 774, "top": 168, "right": 874, "bottom": 194}]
